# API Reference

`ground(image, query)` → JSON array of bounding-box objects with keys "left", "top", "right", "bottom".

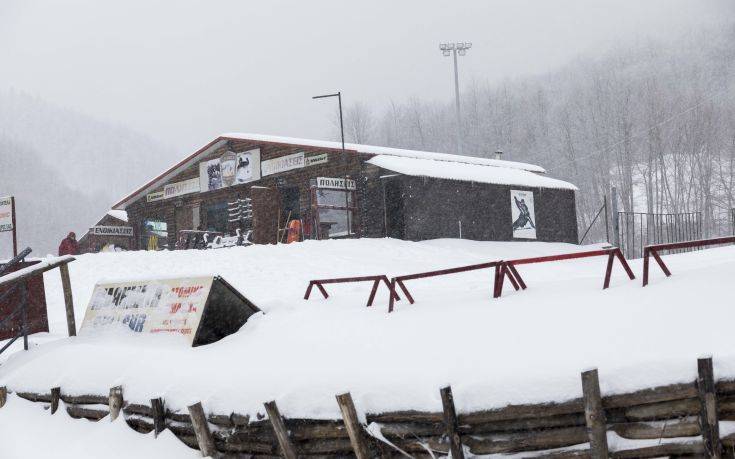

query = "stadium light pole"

[
  {"left": 439, "top": 42, "right": 472, "bottom": 155},
  {"left": 313, "top": 91, "right": 350, "bottom": 239}
]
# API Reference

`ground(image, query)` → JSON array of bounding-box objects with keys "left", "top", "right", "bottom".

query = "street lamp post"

[
  {"left": 439, "top": 42, "right": 472, "bottom": 155},
  {"left": 313, "top": 91, "right": 350, "bottom": 239}
]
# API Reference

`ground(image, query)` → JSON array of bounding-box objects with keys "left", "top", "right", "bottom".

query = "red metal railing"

[
  {"left": 387, "top": 261, "right": 504, "bottom": 313},
  {"left": 642, "top": 236, "right": 735, "bottom": 286},
  {"left": 304, "top": 275, "right": 399, "bottom": 307},
  {"left": 498, "top": 248, "right": 636, "bottom": 297}
]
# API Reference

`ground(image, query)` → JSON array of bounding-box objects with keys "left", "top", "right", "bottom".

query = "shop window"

[
  {"left": 311, "top": 185, "right": 356, "bottom": 239},
  {"left": 142, "top": 220, "right": 168, "bottom": 251},
  {"left": 205, "top": 202, "right": 229, "bottom": 234}
]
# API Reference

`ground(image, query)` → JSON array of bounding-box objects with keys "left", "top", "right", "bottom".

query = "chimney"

[{"left": 494, "top": 149, "right": 503, "bottom": 160}]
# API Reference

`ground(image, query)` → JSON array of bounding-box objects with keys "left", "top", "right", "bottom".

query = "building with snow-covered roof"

[
  {"left": 78, "top": 210, "right": 133, "bottom": 253},
  {"left": 112, "top": 134, "right": 579, "bottom": 249}
]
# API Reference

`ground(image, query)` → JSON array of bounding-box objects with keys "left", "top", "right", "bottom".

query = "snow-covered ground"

[
  {"left": 1, "top": 238, "right": 734, "bottom": 424},
  {"left": 0, "top": 393, "right": 199, "bottom": 458}
]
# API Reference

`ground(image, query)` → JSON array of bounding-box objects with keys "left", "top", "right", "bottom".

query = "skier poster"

[{"left": 511, "top": 190, "right": 536, "bottom": 239}]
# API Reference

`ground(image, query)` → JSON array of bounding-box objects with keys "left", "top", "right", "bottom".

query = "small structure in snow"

[{"left": 78, "top": 210, "right": 133, "bottom": 253}]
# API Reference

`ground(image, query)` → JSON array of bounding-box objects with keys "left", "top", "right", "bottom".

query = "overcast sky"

[{"left": 1, "top": 0, "right": 733, "bottom": 153}]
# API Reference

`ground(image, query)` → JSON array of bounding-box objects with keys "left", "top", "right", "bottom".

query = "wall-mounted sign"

[
  {"left": 199, "top": 149, "right": 261, "bottom": 192},
  {"left": 317, "top": 177, "right": 356, "bottom": 190},
  {"left": 80, "top": 275, "right": 261, "bottom": 347},
  {"left": 306, "top": 153, "right": 329, "bottom": 166},
  {"left": 511, "top": 189, "right": 537, "bottom": 239},
  {"left": 261, "top": 152, "right": 304, "bottom": 176},
  {"left": 147, "top": 191, "right": 165, "bottom": 203},
  {"left": 164, "top": 177, "right": 200, "bottom": 199},
  {"left": 90, "top": 226, "right": 134, "bottom": 237},
  {"left": 0, "top": 196, "right": 13, "bottom": 232}
]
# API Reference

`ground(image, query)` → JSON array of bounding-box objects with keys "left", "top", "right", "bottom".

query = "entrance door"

[
  {"left": 280, "top": 186, "right": 300, "bottom": 225},
  {"left": 384, "top": 179, "right": 405, "bottom": 239},
  {"left": 251, "top": 187, "right": 280, "bottom": 244}
]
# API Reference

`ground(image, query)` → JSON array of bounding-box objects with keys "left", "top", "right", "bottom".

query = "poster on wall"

[
  {"left": 510, "top": 189, "right": 537, "bottom": 239},
  {"left": 199, "top": 149, "right": 261, "bottom": 192}
]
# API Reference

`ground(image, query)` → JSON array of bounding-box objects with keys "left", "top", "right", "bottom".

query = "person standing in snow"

[{"left": 58, "top": 232, "right": 80, "bottom": 256}]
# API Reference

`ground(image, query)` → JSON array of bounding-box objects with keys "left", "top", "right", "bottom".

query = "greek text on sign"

[
  {"left": 261, "top": 152, "right": 304, "bottom": 176},
  {"left": 164, "top": 177, "right": 200, "bottom": 199},
  {"left": 91, "top": 226, "right": 134, "bottom": 237},
  {"left": 317, "top": 177, "right": 356, "bottom": 190},
  {"left": 0, "top": 196, "right": 12, "bottom": 232},
  {"left": 305, "top": 153, "right": 329, "bottom": 166},
  {"left": 147, "top": 191, "right": 165, "bottom": 202}
]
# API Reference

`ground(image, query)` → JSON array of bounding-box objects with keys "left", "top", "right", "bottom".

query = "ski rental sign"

[{"left": 80, "top": 276, "right": 212, "bottom": 344}]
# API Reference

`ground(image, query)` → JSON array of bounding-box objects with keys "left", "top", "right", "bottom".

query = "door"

[
  {"left": 251, "top": 187, "right": 280, "bottom": 244},
  {"left": 280, "top": 186, "right": 300, "bottom": 224},
  {"left": 384, "top": 179, "right": 405, "bottom": 239}
]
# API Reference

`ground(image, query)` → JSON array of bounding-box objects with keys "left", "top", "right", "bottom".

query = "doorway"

[
  {"left": 280, "top": 186, "right": 300, "bottom": 225},
  {"left": 383, "top": 179, "right": 405, "bottom": 239}
]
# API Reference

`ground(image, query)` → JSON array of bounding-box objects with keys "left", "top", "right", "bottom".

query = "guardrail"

[
  {"left": 642, "top": 236, "right": 735, "bottom": 286},
  {"left": 304, "top": 275, "right": 399, "bottom": 307}
]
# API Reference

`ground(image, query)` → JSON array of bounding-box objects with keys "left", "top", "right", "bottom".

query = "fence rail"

[
  {"left": 5, "top": 356, "right": 735, "bottom": 458},
  {"left": 618, "top": 211, "right": 702, "bottom": 260}
]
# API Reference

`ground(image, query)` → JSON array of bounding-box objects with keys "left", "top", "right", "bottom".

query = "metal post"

[
  {"left": 11, "top": 196, "right": 17, "bottom": 257},
  {"left": 603, "top": 195, "right": 610, "bottom": 243},
  {"left": 21, "top": 281, "right": 28, "bottom": 351},
  {"left": 452, "top": 48, "right": 462, "bottom": 155},
  {"left": 611, "top": 187, "right": 620, "bottom": 248}
]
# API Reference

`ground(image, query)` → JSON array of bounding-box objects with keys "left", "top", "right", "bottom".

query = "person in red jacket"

[{"left": 58, "top": 232, "right": 79, "bottom": 256}]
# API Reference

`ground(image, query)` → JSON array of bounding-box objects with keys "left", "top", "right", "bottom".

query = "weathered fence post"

[
  {"left": 697, "top": 357, "right": 722, "bottom": 459},
  {"left": 59, "top": 263, "right": 76, "bottom": 337},
  {"left": 188, "top": 401, "right": 217, "bottom": 458},
  {"left": 50, "top": 387, "right": 61, "bottom": 414},
  {"left": 109, "top": 386, "right": 123, "bottom": 422},
  {"left": 440, "top": 386, "right": 465, "bottom": 459},
  {"left": 581, "top": 369, "right": 609, "bottom": 459},
  {"left": 611, "top": 186, "right": 620, "bottom": 249},
  {"left": 151, "top": 397, "right": 166, "bottom": 437},
  {"left": 336, "top": 392, "right": 371, "bottom": 459},
  {"left": 0, "top": 386, "right": 7, "bottom": 408},
  {"left": 263, "top": 400, "right": 298, "bottom": 459}
]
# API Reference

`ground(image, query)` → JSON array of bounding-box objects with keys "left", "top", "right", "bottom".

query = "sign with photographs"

[
  {"left": 306, "top": 153, "right": 329, "bottom": 166},
  {"left": 90, "top": 226, "right": 134, "bottom": 237},
  {"left": 80, "top": 276, "right": 213, "bottom": 344},
  {"left": 164, "top": 177, "right": 200, "bottom": 199},
  {"left": 199, "top": 149, "right": 261, "bottom": 192},
  {"left": 317, "top": 177, "right": 356, "bottom": 190},
  {"left": 146, "top": 191, "right": 165, "bottom": 203},
  {"left": 0, "top": 196, "right": 13, "bottom": 232},
  {"left": 511, "top": 189, "right": 537, "bottom": 239},
  {"left": 261, "top": 152, "right": 304, "bottom": 176}
]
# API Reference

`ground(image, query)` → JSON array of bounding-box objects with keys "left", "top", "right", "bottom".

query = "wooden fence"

[{"left": 2, "top": 356, "right": 735, "bottom": 458}]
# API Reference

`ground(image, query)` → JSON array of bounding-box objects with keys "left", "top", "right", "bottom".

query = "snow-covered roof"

[
  {"left": 220, "top": 133, "right": 546, "bottom": 173},
  {"left": 106, "top": 210, "right": 128, "bottom": 222},
  {"left": 367, "top": 155, "right": 578, "bottom": 191},
  {"left": 113, "top": 133, "right": 553, "bottom": 209}
]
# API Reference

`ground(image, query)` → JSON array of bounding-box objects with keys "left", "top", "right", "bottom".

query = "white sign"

[
  {"left": 0, "top": 196, "right": 12, "bottom": 232},
  {"left": 317, "top": 177, "right": 356, "bottom": 190},
  {"left": 91, "top": 226, "right": 134, "bottom": 237},
  {"left": 80, "top": 276, "right": 214, "bottom": 344},
  {"left": 511, "top": 189, "right": 537, "bottom": 239},
  {"left": 147, "top": 191, "right": 164, "bottom": 203},
  {"left": 164, "top": 177, "right": 200, "bottom": 199},
  {"left": 306, "top": 153, "right": 329, "bottom": 166},
  {"left": 199, "top": 149, "right": 261, "bottom": 192},
  {"left": 261, "top": 152, "right": 304, "bottom": 176}
]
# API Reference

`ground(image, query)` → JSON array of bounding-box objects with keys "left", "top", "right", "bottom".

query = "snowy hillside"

[{"left": 1, "top": 238, "right": 734, "bottom": 422}]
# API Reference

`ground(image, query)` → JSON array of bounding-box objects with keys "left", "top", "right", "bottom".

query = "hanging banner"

[
  {"left": 164, "top": 177, "right": 200, "bottom": 199},
  {"left": 317, "top": 177, "right": 356, "bottom": 190},
  {"left": 90, "top": 226, "right": 134, "bottom": 237},
  {"left": 199, "top": 149, "right": 261, "bottom": 192},
  {"left": 511, "top": 189, "right": 537, "bottom": 239},
  {"left": 0, "top": 196, "right": 12, "bottom": 232},
  {"left": 261, "top": 152, "right": 304, "bottom": 176}
]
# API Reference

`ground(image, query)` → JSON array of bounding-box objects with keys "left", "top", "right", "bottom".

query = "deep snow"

[{"left": 1, "top": 238, "right": 734, "bottom": 424}]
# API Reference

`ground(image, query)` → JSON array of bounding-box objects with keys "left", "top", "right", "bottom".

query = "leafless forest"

[{"left": 344, "top": 25, "right": 735, "bottom": 242}]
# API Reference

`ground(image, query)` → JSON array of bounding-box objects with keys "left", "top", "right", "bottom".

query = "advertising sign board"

[
  {"left": 164, "top": 178, "right": 200, "bottom": 199},
  {"left": 511, "top": 189, "right": 537, "bottom": 239},
  {"left": 261, "top": 152, "right": 305, "bottom": 176},
  {"left": 0, "top": 196, "right": 13, "bottom": 232},
  {"left": 199, "top": 149, "right": 261, "bottom": 193},
  {"left": 90, "top": 226, "right": 134, "bottom": 237}
]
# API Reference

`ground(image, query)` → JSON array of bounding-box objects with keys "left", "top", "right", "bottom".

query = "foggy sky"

[{"left": 1, "top": 0, "right": 733, "bottom": 155}]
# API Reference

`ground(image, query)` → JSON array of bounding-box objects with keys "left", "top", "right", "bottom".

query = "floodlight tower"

[{"left": 439, "top": 42, "right": 472, "bottom": 155}]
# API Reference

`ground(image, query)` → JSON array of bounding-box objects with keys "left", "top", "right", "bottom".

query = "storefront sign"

[
  {"left": 261, "top": 152, "right": 304, "bottom": 176},
  {"left": 164, "top": 177, "right": 200, "bottom": 199},
  {"left": 0, "top": 196, "right": 13, "bottom": 232},
  {"left": 80, "top": 276, "right": 213, "bottom": 344},
  {"left": 199, "top": 149, "right": 261, "bottom": 192},
  {"left": 147, "top": 191, "right": 165, "bottom": 203},
  {"left": 511, "top": 189, "right": 537, "bottom": 239},
  {"left": 306, "top": 153, "right": 329, "bottom": 166},
  {"left": 317, "top": 177, "right": 357, "bottom": 190},
  {"left": 90, "top": 226, "right": 134, "bottom": 237}
]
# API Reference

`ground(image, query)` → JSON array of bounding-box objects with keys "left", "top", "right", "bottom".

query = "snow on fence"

[{"left": 4, "top": 356, "right": 735, "bottom": 458}]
